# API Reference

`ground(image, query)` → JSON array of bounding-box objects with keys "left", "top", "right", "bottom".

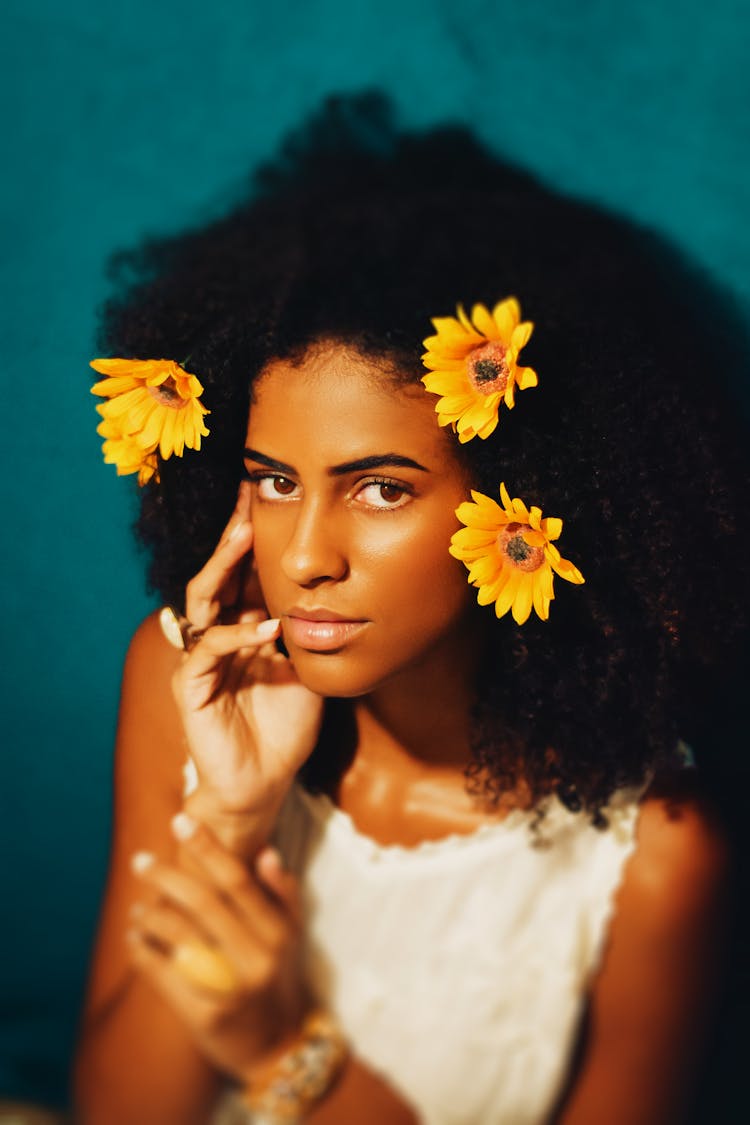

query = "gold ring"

[
  {"left": 171, "top": 940, "right": 240, "bottom": 992},
  {"left": 159, "top": 606, "right": 206, "bottom": 652}
]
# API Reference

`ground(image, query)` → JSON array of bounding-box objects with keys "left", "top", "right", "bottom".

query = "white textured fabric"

[{"left": 195, "top": 758, "right": 646, "bottom": 1125}]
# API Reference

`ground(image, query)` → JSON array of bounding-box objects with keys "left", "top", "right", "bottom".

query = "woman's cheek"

[{"left": 250, "top": 513, "right": 287, "bottom": 613}]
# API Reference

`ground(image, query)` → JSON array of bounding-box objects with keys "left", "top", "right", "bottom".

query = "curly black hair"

[{"left": 95, "top": 92, "right": 750, "bottom": 822}]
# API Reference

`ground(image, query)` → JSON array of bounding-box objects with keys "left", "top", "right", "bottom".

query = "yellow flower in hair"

[
  {"left": 450, "top": 483, "right": 584, "bottom": 624},
  {"left": 421, "top": 297, "right": 537, "bottom": 443},
  {"left": 96, "top": 417, "right": 159, "bottom": 485},
  {"left": 90, "top": 358, "right": 210, "bottom": 479}
]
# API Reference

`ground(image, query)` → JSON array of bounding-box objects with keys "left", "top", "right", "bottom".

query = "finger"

[
  {"left": 237, "top": 609, "right": 269, "bottom": 625},
  {"left": 127, "top": 927, "right": 239, "bottom": 1007},
  {"left": 215, "top": 480, "right": 252, "bottom": 550},
  {"left": 131, "top": 845, "right": 282, "bottom": 957},
  {"left": 129, "top": 897, "right": 215, "bottom": 952},
  {"left": 174, "top": 618, "right": 281, "bottom": 705},
  {"left": 191, "top": 618, "right": 281, "bottom": 663},
  {"left": 211, "top": 483, "right": 256, "bottom": 609},
  {"left": 255, "top": 847, "right": 303, "bottom": 928},
  {"left": 169, "top": 817, "right": 295, "bottom": 940},
  {"left": 185, "top": 520, "right": 254, "bottom": 631}
]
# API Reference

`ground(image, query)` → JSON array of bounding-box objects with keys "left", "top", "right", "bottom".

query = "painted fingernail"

[
  {"left": 131, "top": 851, "right": 155, "bottom": 874},
  {"left": 255, "top": 617, "right": 280, "bottom": 640},
  {"left": 171, "top": 811, "right": 198, "bottom": 841},
  {"left": 228, "top": 520, "right": 250, "bottom": 543}
]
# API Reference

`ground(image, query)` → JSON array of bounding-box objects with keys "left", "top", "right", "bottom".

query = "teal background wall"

[{"left": 2, "top": 0, "right": 748, "bottom": 1111}]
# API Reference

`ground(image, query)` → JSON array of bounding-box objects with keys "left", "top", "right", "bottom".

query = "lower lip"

[{"left": 284, "top": 617, "right": 368, "bottom": 652}]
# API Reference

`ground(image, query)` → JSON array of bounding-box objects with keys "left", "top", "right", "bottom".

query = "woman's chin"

[{"left": 286, "top": 649, "right": 382, "bottom": 699}]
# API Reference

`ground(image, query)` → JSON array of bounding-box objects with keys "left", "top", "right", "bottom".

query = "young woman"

[{"left": 73, "top": 96, "right": 749, "bottom": 1124}]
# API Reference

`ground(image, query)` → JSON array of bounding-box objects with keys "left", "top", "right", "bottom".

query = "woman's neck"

[{"left": 353, "top": 613, "right": 482, "bottom": 773}]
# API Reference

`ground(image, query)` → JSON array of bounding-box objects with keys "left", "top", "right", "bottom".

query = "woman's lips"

[{"left": 283, "top": 615, "right": 368, "bottom": 652}]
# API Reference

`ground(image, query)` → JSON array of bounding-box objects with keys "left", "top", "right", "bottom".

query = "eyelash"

[{"left": 243, "top": 471, "right": 414, "bottom": 510}]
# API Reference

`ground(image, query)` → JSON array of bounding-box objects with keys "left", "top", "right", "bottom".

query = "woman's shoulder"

[
  {"left": 116, "top": 608, "right": 186, "bottom": 792},
  {"left": 121, "top": 608, "right": 184, "bottom": 719},
  {"left": 621, "top": 768, "right": 731, "bottom": 934},
  {"left": 560, "top": 771, "right": 733, "bottom": 1121},
  {"left": 125, "top": 606, "right": 183, "bottom": 676}
]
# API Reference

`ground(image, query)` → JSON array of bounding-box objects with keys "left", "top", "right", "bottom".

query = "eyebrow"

[{"left": 243, "top": 448, "right": 429, "bottom": 476}]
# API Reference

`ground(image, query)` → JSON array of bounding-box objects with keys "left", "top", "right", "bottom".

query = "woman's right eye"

[{"left": 254, "top": 474, "right": 299, "bottom": 500}]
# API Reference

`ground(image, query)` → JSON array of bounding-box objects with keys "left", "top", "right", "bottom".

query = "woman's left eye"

[{"left": 353, "top": 480, "right": 412, "bottom": 509}]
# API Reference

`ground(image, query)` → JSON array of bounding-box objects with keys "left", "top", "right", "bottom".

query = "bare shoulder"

[
  {"left": 620, "top": 771, "right": 731, "bottom": 927},
  {"left": 117, "top": 609, "right": 186, "bottom": 792},
  {"left": 122, "top": 607, "right": 183, "bottom": 703},
  {"left": 557, "top": 775, "right": 732, "bottom": 1122}
]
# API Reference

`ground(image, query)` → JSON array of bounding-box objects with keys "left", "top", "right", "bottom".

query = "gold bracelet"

[{"left": 240, "top": 1010, "right": 348, "bottom": 1123}]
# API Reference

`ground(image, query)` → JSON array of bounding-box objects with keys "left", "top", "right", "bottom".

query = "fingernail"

[
  {"left": 171, "top": 811, "right": 198, "bottom": 841},
  {"left": 256, "top": 617, "right": 280, "bottom": 640},
  {"left": 257, "top": 845, "right": 283, "bottom": 873},
  {"left": 228, "top": 520, "right": 250, "bottom": 543},
  {"left": 129, "top": 901, "right": 145, "bottom": 919},
  {"left": 131, "top": 851, "right": 155, "bottom": 874},
  {"left": 238, "top": 609, "right": 264, "bottom": 624}
]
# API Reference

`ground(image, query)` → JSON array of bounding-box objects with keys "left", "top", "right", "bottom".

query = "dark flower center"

[
  {"left": 148, "top": 378, "right": 184, "bottom": 408},
  {"left": 498, "top": 523, "right": 545, "bottom": 573},
  {"left": 507, "top": 536, "right": 533, "bottom": 563},
  {"left": 467, "top": 341, "right": 511, "bottom": 394}
]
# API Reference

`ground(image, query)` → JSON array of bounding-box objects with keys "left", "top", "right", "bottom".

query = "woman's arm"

[
  {"left": 126, "top": 811, "right": 422, "bottom": 1125},
  {"left": 555, "top": 782, "right": 731, "bottom": 1125},
  {"left": 73, "top": 615, "right": 420, "bottom": 1125},
  {"left": 73, "top": 611, "right": 225, "bottom": 1125}
]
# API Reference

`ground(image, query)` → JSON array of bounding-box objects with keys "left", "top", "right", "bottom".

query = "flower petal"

[
  {"left": 511, "top": 576, "right": 534, "bottom": 625},
  {"left": 90, "top": 358, "right": 146, "bottom": 376},
  {"left": 516, "top": 365, "right": 538, "bottom": 389},
  {"left": 551, "top": 556, "right": 585, "bottom": 585},
  {"left": 477, "top": 565, "right": 512, "bottom": 605},
  {"left": 540, "top": 516, "right": 563, "bottom": 541},
  {"left": 511, "top": 321, "right": 533, "bottom": 350},
  {"left": 90, "top": 375, "right": 139, "bottom": 398},
  {"left": 493, "top": 568, "right": 522, "bottom": 619},
  {"left": 532, "top": 572, "right": 551, "bottom": 620},
  {"left": 522, "top": 529, "right": 546, "bottom": 547},
  {"left": 470, "top": 303, "right": 498, "bottom": 339},
  {"left": 474, "top": 412, "right": 500, "bottom": 440},
  {"left": 467, "top": 552, "right": 501, "bottom": 585},
  {"left": 421, "top": 372, "right": 470, "bottom": 395},
  {"left": 491, "top": 297, "right": 521, "bottom": 342}
]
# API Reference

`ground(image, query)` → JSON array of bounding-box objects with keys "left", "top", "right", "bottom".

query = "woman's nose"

[{"left": 280, "top": 503, "right": 349, "bottom": 586}]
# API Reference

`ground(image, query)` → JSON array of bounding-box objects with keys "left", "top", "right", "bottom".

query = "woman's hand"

[
  {"left": 173, "top": 482, "right": 324, "bottom": 826},
  {"left": 126, "top": 815, "right": 310, "bottom": 1085}
]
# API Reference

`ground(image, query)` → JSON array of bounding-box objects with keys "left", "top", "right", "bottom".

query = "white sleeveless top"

[{"left": 185, "top": 761, "right": 646, "bottom": 1125}]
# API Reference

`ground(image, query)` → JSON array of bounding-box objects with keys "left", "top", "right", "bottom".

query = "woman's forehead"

[{"left": 246, "top": 345, "right": 460, "bottom": 467}]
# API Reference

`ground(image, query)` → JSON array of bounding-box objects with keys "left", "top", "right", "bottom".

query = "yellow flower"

[
  {"left": 421, "top": 297, "right": 538, "bottom": 443},
  {"left": 90, "top": 358, "right": 210, "bottom": 476},
  {"left": 96, "top": 417, "right": 159, "bottom": 485},
  {"left": 449, "top": 483, "right": 584, "bottom": 624}
]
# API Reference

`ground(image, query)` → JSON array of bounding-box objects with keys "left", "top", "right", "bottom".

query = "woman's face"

[{"left": 244, "top": 342, "right": 478, "bottom": 698}]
